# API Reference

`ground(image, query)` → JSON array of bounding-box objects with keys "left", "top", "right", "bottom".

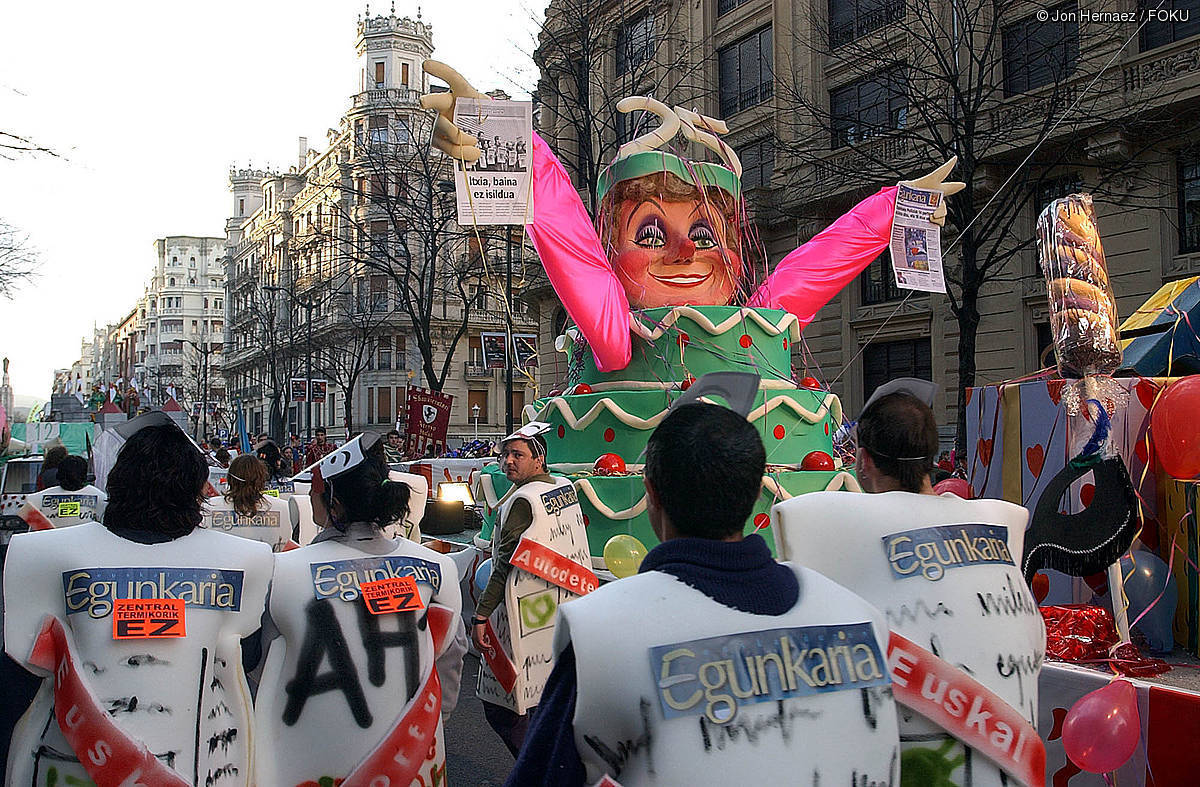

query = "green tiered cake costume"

[{"left": 477, "top": 304, "right": 858, "bottom": 565}]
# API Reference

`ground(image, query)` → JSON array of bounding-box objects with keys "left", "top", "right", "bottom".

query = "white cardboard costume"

[
  {"left": 253, "top": 525, "right": 466, "bottom": 786},
  {"left": 17, "top": 483, "right": 107, "bottom": 530},
  {"left": 3, "top": 522, "right": 271, "bottom": 786},
  {"left": 559, "top": 565, "right": 900, "bottom": 785},
  {"left": 775, "top": 491, "right": 1046, "bottom": 787},
  {"left": 477, "top": 476, "right": 594, "bottom": 713},
  {"left": 201, "top": 494, "right": 295, "bottom": 552}
]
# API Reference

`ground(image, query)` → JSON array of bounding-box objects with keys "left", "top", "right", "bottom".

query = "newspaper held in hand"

[
  {"left": 889, "top": 185, "right": 946, "bottom": 294},
  {"left": 453, "top": 98, "right": 533, "bottom": 225}
]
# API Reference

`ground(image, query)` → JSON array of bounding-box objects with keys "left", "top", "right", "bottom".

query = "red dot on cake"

[
  {"left": 753, "top": 513, "right": 770, "bottom": 529},
  {"left": 583, "top": 514, "right": 590, "bottom": 526},
  {"left": 677, "top": 331, "right": 690, "bottom": 347},
  {"left": 739, "top": 334, "right": 753, "bottom": 348},
  {"left": 783, "top": 338, "right": 789, "bottom": 350},
  {"left": 825, "top": 423, "right": 830, "bottom": 435},
  {"left": 773, "top": 425, "right": 785, "bottom": 440},
  {"left": 604, "top": 428, "right": 615, "bottom": 442},
  {"left": 557, "top": 425, "right": 566, "bottom": 439}
]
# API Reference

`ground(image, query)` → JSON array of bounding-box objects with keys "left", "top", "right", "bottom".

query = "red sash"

[
  {"left": 888, "top": 631, "right": 1045, "bottom": 787},
  {"left": 26, "top": 615, "right": 190, "bottom": 787},
  {"left": 341, "top": 603, "right": 456, "bottom": 787},
  {"left": 478, "top": 618, "right": 519, "bottom": 694},
  {"left": 511, "top": 536, "right": 599, "bottom": 595},
  {"left": 18, "top": 505, "right": 54, "bottom": 531}
]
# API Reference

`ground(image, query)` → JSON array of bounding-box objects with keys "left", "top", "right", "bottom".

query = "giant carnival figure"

[{"left": 422, "top": 62, "right": 964, "bottom": 561}]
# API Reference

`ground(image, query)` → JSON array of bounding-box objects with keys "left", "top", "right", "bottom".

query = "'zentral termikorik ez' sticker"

[{"left": 649, "top": 622, "right": 888, "bottom": 724}]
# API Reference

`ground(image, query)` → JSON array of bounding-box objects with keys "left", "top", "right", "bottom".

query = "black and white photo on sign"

[{"left": 453, "top": 98, "right": 533, "bottom": 226}]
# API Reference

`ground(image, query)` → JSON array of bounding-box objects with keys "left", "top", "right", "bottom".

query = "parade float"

[{"left": 454, "top": 91, "right": 963, "bottom": 566}]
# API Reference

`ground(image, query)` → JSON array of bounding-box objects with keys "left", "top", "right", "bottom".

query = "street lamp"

[{"left": 471, "top": 403, "right": 480, "bottom": 441}]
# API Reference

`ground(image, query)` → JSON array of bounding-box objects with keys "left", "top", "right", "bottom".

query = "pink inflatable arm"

[
  {"left": 525, "top": 133, "right": 632, "bottom": 372},
  {"left": 748, "top": 186, "right": 899, "bottom": 326}
]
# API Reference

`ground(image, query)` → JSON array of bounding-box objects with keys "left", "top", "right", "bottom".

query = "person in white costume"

[
  {"left": 201, "top": 453, "right": 295, "bottom": 552},
  {"left": 474, "top": 422, "right": 594, "bottom": 758},
  {"left": 773, "top": 380, "right": 1047, "bottom": 787},
  {"left": 16, "top": 455, "right": 106, "bottom": 531},
  {"left": 253, "top": 432, "right": 467, "bottom": 787},
  {"left": 3, "top": 422, "right": 272, "bottom": 787},
  {"left": 508, "top": 403, "right": 900, "bottom": 786}
]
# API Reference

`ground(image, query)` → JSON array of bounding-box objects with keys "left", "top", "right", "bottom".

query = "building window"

[
  {"left": 371, "top": 220, "right": 389, "bottom": 257},
  {"left": 374, "top": 61, "right": 386, "bottom": 88},
  {"left": 616, "top": 12, "right": 655, "bottom": 76},
  {"left": 401, "top": 62, "right": 410, "bottom": 86},
  {"left": 738, "top": 137, "right": 775, "bottom": 189},
  {"left": 511, "top": 390, "right": 525, "bottom": 416},
  {"left": 377, "top": 339, "right": 392, "bottom": 370},
  {"left": 169, "top": 277, "right": 176, "bottom": 287},
  {"left": 1034, "top": 172, "right": 1084, "bottom": 213},
  {"left": 378, "top": 387, "right": 392, "bottom": 424},
  {"left": 1035, "top": 322, "right": 1055, "bottom": 367},
  {"left": 830, "top": 65, "right": 907, "bottom": 148},
  {"left": 367, "top": 387, "right": 375, "bottom": 423},
  {"left": 717, "top": 0, "right": 750, "bottom": 16},
  {"left": 863, "top": 337, "right": 932, "bottom": 401},
  {"left": 1140, "top": 0, "right": 1200, "bottom": 51},
  {"left": 1002, "top": 2, "right": 1079, "bottom": 97},
  {"left": 1180, "top": 153, "right": 1200, "bottom": 254},
  {"left": 467, "top": 389, "right": 489, "bottom": 422},
  {"left": 469, "top": 335, "right": 484, "bottom": 367},
  {"left": 370, "top": 275, "right": 389, "bottom": 312},
  {"left": 238, "top": 198, "right": 245, "bottom": 216},
  {"left": 718, "top": 26, "right": 773, "bottom": 117},
  {"left": 861, "top": 254, "right": 902, "bottom": 305},
  {"left": 829, "top": 0, "right": 906, "bottom": 48},
  {"left": 369, "top": 115, "right": 388, "bottom": 146}
]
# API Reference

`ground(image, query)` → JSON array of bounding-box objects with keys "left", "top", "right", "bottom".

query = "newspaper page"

[
  {"left": 889, "top": 184, "right": 946, "bottom": 294},
  {"left": 453, "top": 98, "right": 533, "bottom": 226}
]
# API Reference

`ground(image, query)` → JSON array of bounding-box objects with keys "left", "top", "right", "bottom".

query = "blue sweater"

[{"left": 504, "top": 533, "right": 798, "bottom": 786}]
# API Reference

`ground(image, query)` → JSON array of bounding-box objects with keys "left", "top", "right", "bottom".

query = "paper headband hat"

[
  {"left": 292, "top": 431, "right": 381, "bottom": 483},
  {"left": 597, "top": 97, "right": 742, "bottom": 204},
  {"left": 501, "top": 422, "right": 551, "bottom": 457}
]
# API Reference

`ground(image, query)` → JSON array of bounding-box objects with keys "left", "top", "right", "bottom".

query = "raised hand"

[
  {"left": 900, "top": 157, "right": 964, "bottom": 227},
  {"left": 420, "top": 60, "right": 489, "bottom": 164}
]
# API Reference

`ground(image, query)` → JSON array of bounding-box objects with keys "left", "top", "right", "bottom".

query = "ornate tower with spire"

[{"left": 355, "top": 3, "right": 433, "bottom": 97}]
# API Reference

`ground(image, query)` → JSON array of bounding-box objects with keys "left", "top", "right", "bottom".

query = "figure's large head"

[{"left": 600, "top": 168, "right": 743, "bottom": 310}]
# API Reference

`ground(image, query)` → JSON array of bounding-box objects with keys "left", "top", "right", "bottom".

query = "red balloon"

[
  {"left": 1152, "top": 376, "right": 1200, "bottom": 478},
  {"left": 1062, "top": 680, "right": 1140, "bottom": 773},
  {"left": 799, "top": 376, "right": 822, "bottom": 390},
  {"left": 680, "top": 376, "right": 695, "bottom": 391},
  {"left": 801, "top": 451, "right": 834, "bottom": 471},
  {"left": 933, "top": 477, "right": 971, "bottom": 499},
  {"left": 573, "top": 383, "right": 593, "bottom": 395},
  {"left": 594, "top": 453, "right": 627, "bottom": 476}
]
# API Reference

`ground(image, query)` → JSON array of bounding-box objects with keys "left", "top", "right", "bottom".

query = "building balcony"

[
  {"left": 352, "top": 87, "right": 422, "bottom": 109},
  {"left": 465, "top": 362, "right": 495, "bottom": 379}
]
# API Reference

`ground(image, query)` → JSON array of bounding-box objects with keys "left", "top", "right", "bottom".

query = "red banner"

[
  {"left": 26, "top": 615, "right": 190, "bottom": 787},
  {"left": 479, "top": 618, "right": 518, "bottom": 694},
  {"left": 511, "top": 537, "right": 599, "bottom": 596},
  {"left": 404, "top": 387, "right": 454, "bottom": 457},
  {"left": 341, "top": 604, "right": 456, "bottom": 787},
  {"left": 887, "top": 631, "right": 1044, "bottom": 787}
]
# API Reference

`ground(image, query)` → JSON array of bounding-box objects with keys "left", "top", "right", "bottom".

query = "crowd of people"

[{"left": 0, "top": 378, "right": 1040, "bottom": 785}]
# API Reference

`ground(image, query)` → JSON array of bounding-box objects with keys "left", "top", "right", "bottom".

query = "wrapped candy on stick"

[{"left": 1036, "top": 193, "right": 1126, "bottom": 414}]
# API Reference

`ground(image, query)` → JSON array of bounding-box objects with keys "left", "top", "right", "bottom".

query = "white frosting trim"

[
  {"left": 477, "top": 469, "right": 862, "bottom": 514},
  {"left": 584, "top": 378, "right": 796, "bottom": 392},
  {"left": 629, "top": 306, "right": 802, "bottom": 341},
  {"left": 526, "top": 392, "right": 843, "bottom": 432}
]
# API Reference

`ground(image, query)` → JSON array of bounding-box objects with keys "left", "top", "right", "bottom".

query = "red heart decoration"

[
  {"left": 1026, "top": 444, "right": 1045, "bottom": 479},
  {"left": 1080, "top": 483, "right": 1095, "bottom": 507},
  {"left": 978, "top": 438, "right": 994, "bottom": 467},
  {"left": 1047, "top": 379, "right": 1066, "bottom": 406},
  {"left": 965, "top": 387, "right": 974, "bottom": 406},
  {"left": 1135, "top": 378, "right": 1158, "bottom": 410}
]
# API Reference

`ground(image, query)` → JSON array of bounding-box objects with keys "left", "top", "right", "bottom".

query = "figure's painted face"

[{"left": 611, "top": 196, "right": 742, "bottom": 309}]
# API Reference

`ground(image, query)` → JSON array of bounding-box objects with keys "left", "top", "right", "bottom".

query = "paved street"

[{"left": 445, "top": 653, "right": 519, "bottom": 785}]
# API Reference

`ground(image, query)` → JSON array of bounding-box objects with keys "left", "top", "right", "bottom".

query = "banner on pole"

[
  {"left": 310, "top": 379, "right": 327, "bottom": 404},
  {"left": 290, "top": 378, "right": 308, "bottom": 402},
  {"left": 513, "top": 333, "right": 538, "bottom": 368},
  {"left": 481, "top": 332, "right": 508, "bottom": 369},
  {"left": 404, "top": 387, "right": 454, "bottom": 456}
]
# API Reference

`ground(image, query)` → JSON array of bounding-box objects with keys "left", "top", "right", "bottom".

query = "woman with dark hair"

[
  {"left": 16, "top": 454, "right": 106, "bottom": 530},
  {"left": 202, "top": 454, "right": 295, "bottom": 552},
  {"left": 35, "top": 443, "right": 67, "bottom": 491},
  {"left": 3, "top": 422, "right": 272, "bottom": 786},
  {"left": 254, "top": 432, "right": 466, "bottom": 786}
]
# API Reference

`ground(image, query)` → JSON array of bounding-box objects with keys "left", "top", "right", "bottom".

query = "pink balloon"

[
  {"left": 1062, "top": 679, "right": 1140, "bottom": 773},
  {"left": 934, "top": 477, "right": 971, "bottom": 499}
]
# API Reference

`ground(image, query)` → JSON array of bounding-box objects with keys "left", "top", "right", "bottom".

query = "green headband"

[{"left": 597, "top": 151, "right": 742, "bottom": 204}]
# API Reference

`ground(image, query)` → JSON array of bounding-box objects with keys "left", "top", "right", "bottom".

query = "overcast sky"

[{"left": 0, "top": 0, "right": 542, "bottom": 399}]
